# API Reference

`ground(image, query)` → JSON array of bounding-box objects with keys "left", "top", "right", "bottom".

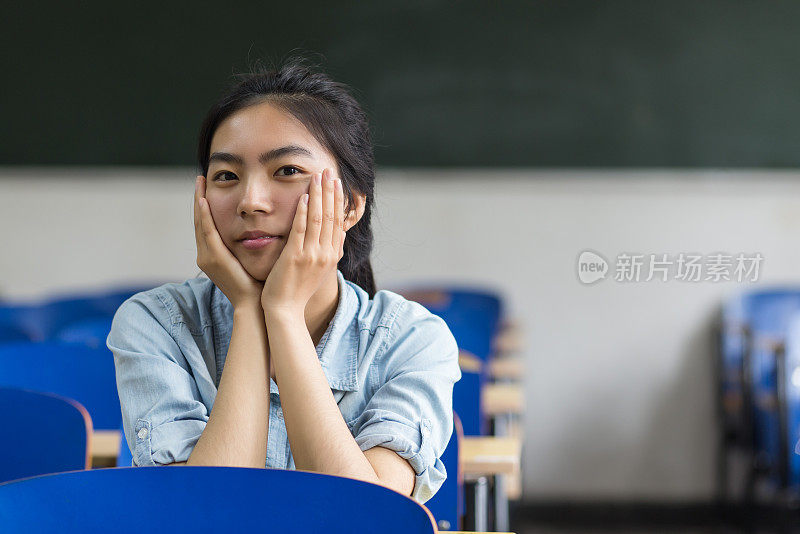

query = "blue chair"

[
  {"left": 393, "top": 286, "right": 504, "bottom": 362},
  {"left": 424, "top": 412, "right": 464, "bottom": 531},
  {"left": 0, "top": 283, "right": 157, "bottom": 345},
  {"left": 453, "top": 366, "right": 485, "bottom": 436},
  {"left": 53, "top": 316, "right": 114, "bottom": 349},
  {"left": 394, "top": 286, "right": 501, "bottom": 437},
  {"left": 83, "top": 282, "right": 162, "bottom": 317},
  {"left": 6, "top": 283, "right": 156, "bottom": 343},
  {"left": 0, "top": 342, "right": 120, "bottom": 430},
  {"left": 0, "top": 296, "right": 109, "bottom": 343},
  {"left": 0, "top": 467, "right": 438, "bottom": 533},
  {"left": 0, "top": 387, "right": 91, "bottom": 484},
  {"left": 117, "top": 425, "right": 133, "bottom": 467},
  {"left": 0, "top": 304, "right": 38, "bottom": 343},
  {"left": 0, "top": 324, "right": 32, "bottom": 344},
  {"left": 27, "top": 295, "right": 117, "bottom": 342}
]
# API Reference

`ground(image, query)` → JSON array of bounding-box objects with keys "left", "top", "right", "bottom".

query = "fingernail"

[{"left": 315, "top": 174, "right": 322, "bottom": 185}]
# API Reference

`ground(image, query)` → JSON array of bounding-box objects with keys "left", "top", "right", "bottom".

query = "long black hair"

[{"left": 197, "top": 56, "right": 377, "bottom": 298}]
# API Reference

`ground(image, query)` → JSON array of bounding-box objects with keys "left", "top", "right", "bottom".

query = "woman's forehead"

[{"left": 210, "top": 102, "right": 326, "bottom": 157}]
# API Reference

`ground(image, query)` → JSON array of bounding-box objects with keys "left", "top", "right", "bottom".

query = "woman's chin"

[{"left": 244, "top": 263, "right": 272, "bottom": 283}]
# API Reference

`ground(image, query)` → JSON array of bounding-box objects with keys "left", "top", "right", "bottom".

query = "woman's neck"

[{"left": 304, "top": 269, "right": 340, "bottom": 348}]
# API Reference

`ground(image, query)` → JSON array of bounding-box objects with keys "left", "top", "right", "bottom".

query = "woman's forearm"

[
  {"left": 264, "top": 307, "right": 380, "bottom": 483},
  {"left": 185, "top": 303, "right": 270, "bottom": 467}
]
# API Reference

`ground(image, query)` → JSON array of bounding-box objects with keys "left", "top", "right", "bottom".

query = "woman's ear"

[{"left": 344, "top": 192, "right": 367, "bottom": 232}]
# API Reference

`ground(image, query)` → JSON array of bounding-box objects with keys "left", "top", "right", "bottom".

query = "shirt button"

[
  {"left": 276, "top": 407, "right": 283, "bottom": 420},
  {"left": 137, "top": 428, "right": 148, "bottom": 439}
]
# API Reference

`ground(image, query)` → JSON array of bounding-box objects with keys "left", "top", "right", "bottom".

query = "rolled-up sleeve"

[
  {"left": 350, "top": 301, "right": 462, "bottom": 503},
  {"left": 106, "top": 292, "right": 208, "bottom": 466}
]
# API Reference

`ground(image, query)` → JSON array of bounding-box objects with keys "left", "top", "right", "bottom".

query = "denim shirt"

[{"left": 106, "top": 269, "right": 461, "bottom": 503}]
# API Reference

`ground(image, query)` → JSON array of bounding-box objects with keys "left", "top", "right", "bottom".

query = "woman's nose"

[{"left": 237, "top": 179, "right": 275, "bottom": 216}]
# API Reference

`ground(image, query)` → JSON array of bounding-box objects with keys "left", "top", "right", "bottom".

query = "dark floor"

[{"left": 506, "top": 503, "right": 800, "bottom": 534}]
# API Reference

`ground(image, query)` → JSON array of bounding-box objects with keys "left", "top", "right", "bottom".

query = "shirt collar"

[{"left": 211, "top": 269, "right": 360, "bottom": 395}]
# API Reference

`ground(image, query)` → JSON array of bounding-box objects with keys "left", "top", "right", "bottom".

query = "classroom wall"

[{"left": 3, "top": 168, "right": 800, "bottom": 502}]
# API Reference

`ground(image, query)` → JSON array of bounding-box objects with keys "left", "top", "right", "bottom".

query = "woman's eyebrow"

[{"left": 209, "top": 145, "right": 314, "bottom": 166}]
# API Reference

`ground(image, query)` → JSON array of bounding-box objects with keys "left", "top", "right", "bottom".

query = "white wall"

[{"left": 4, "top": 167, "right": 800, "bottom": 502}]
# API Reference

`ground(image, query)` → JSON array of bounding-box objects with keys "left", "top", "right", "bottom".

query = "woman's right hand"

[{"left": 194, "top": 175, "right": 264, "bottom": 310}]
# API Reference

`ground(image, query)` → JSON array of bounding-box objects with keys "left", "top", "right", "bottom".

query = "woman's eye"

[
  {"left": 276, "top": 166, "right": 302, "bottom": 177},
  {"left": 213, "top": 171, "right": 238, "bottom": 182}
]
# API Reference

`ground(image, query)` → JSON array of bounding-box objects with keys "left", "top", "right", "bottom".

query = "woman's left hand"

[{"left": 261, "top": 168, "right": 345, "bottom": 315}]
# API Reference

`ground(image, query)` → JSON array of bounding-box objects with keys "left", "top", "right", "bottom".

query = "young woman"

[{"left": 107, "top": 58, "right": 461, "bottom": 503}]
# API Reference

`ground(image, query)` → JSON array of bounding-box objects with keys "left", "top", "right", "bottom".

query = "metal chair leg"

[
  {"left": 494, "top": 474, "right": 509, "bottom": 532},
  {"left": 474, "top": 476, "right": 489, "bottom": 532}
]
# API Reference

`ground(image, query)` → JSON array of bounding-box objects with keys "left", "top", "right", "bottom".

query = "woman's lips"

[{"left": 240, "top": 236, "right": 281, "bottom": 250}]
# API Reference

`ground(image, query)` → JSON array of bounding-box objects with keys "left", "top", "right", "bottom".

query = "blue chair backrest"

[
  {"left": 424, "top": 412, "right": 464, "bottom": 531},
  {"left": 0, "top": 387, "right": 91, "bottom": 484},
  {"left": 0, "top": 304, "right": 38, "bottom": 343},
  {"left": 0, "top": 342, "right": 120, "bottom": 430},
  {"left": 0, "top": 283, "right": 156, "bottom": 343},
  {"left": 22, "top": 296, "right": 113, "bottom": 342},
  {"left": 396, "top": 287, "right": 504, "bottom": 362},
  {"left": 0, "top": 467, "right": 438, "bottom": 533},
  {"left": 85, "top": 283, "right": 162, "bottom": 317},
  {"left": 453, "top": 369, "right": 485, "bottom": 436},
  {"left": 53, "top": 316, "right": 114, "bottom": 349},
  {"left": 0, "top": 323, "right": 32, "bottom": 344},
  {"left": 117, "top": 425, "right": 133, "bottom": 467}
]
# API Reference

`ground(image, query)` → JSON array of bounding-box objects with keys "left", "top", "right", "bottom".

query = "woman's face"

[{"left": 205, "top": 101, "right": 340, "bottom": 281}]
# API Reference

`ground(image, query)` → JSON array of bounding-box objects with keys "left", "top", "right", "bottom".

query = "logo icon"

[{"left": 578, "top": 250, "right": 608, "bottom": 285}]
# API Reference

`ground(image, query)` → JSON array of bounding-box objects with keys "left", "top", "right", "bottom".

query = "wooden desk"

[
  {"left": 96, "top": 431, "right": 524, "bottom": 475},
  {"left": 482, "top": 383, "right": 523, "bottom": 416},
  {"left": 463, "top": 434, "right": 522, "bottom": 496},
  {"left": 458, "top": 350, "right": 483, "bottom": 373},
  {"left": 461, "top": 436, "right": 521, "bottom": 477},
  {"left": 96, "top": 431, "right": 525, "bottom": 476},
  {"left": 492, "top": 319, "right": 524, "bottom": 355},
  {"left": 461, "top": 436, "right": 521, "bottom": 532},
  {"left": 480, "top": 383, "right": 523, "bottom": 501},
  {"left": 91, "top": 430, "right": 120, "bottom": 467},
  {"left": 487, "top": 356, "right": 523, "bottom": 381}
]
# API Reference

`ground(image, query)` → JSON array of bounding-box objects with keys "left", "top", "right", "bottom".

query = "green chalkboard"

[{"left": 3, "top": 1, "right": 800, "bottom": 167}]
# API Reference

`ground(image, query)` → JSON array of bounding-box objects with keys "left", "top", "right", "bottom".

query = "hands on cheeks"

[
  {"left": 194, "top": 175, "right": 265, "bottom": 310},
  {"left": 260, "top": 168, "right": 345, "bottom": 315}
]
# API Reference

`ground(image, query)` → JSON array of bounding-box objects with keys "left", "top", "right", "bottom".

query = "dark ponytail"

[{"left": 197, "top": 56, "right": 377, "bottom": 297}]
